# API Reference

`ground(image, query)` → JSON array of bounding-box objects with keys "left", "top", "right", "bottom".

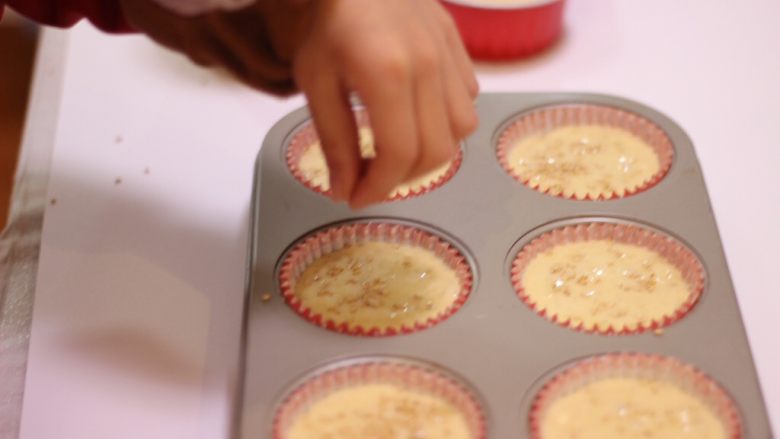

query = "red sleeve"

[{"left": 3, "top": 0, "right": 135, "bottom": 33}]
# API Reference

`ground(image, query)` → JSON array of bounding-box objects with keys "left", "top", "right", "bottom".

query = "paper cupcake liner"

[
  {"left": 529, "top": 353, "right": 742, "bottom": 439},
  {"left": 278, "top": 221, "right": 474, "bottom": 336},
  {"left": 510, "top": 221, "right": 705, "bottom": 334},
  {"left": 441, "top": 0, "right": 565, "bottom": 60},
  {"left": 496, "top": 104, "right": 674, "bottom": 200},
  {"left": 273, "top": 358, "right": 487, "bottom": 439},
  {"left": 286, "top": 110, "right": 463, "bottom": 201}
]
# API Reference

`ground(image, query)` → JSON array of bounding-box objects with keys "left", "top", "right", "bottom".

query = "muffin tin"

[{"left": 239, "top": 93, "right": 772, "bottom": 438}]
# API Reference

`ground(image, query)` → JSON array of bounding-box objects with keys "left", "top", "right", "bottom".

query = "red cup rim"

[{"left": 442, "top": 0, "right": 562, "bottom": 10}]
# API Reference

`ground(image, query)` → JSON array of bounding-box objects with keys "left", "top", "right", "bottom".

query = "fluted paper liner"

[
  {"left": 287, "top": 110, "right": 462, "bottom": 201},
  {"left": 511, "top": 221, "right": 705, "bottom": 334},
  {"left": 278, "top": 221, "right": 473, "bottom": 336},
  {"left": 273, "top": 359, "right": 487, "bottom": 439},
  {"left": 496, "top": 104, "right": 674, "bottom": 200},
  {"left": 529, "top": 353, "right": 742, "bottom": 439}
]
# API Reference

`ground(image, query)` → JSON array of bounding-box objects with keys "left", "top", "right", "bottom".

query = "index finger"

[
  {"left": 299, "top": 69, "right": 362, "bottom": 201},
  {"left": 348, "top": 53, "right": 419, "bottom": 208}
]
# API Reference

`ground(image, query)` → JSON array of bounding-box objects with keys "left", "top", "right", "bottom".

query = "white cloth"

[{"left": 0, "top": 29, "right": 63, "bottom": 439}]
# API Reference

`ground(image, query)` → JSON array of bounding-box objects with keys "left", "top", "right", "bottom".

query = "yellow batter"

[
  {"left": 294, "top": 241, "right": 461, "bottom": 330},
  {"left": 506, "top": 125, "right": 661, "bottom": 199},
  {"left": 287, "top": 384, "right": 471, "bottom": 439},
  {"left": 298, "top": 127, "right": 452, "bottom": 198},
  {"left": 540, "top": 377, "right": 727, "bottom": 439},
  {"left": 521, "top": 240, "right": 690, "bottom": 332}
]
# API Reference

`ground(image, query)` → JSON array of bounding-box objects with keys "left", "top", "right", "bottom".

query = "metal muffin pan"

[{"left": 239, "top": 93, "right": 772, "bottom": 438}]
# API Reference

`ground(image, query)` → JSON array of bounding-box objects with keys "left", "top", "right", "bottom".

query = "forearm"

[
  {"left": 1, "top": 0, "right": 305, "bottom": 95},
  {"left": 118, "top": 0, "right": 309, "bottom": 95}
]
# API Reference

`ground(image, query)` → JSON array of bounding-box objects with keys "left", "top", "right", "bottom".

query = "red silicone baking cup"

[
  {"left": 278, "top": 222, "right": 474, "bottom": 336},
  {"left": 273, "top": 359, "right": 487, "bottom": 439},
  {"left": 496, "top": 104, "right": 675, "bottom": 200},
  {"left": 440, "top": 0, "right": 565, "bottom": 60},
  {"left": 529, "top": 353, "right": 742, "bottom": 439},
  {"left": 286, "top": 110, "right": 463, "bottom": 202},
  {"left": 510, "top": 221, "right": 705, "bottom": 334}
]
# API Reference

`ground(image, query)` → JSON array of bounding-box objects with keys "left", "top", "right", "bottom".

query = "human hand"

[
  {"left": 292, "top": 0, "right": 479, "bottom": 207},
  {"left": 119, "top": 0, "right": 478, "bottom": 208}
]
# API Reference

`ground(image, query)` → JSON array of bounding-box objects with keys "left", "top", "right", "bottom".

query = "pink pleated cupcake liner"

[
  {"left": 510, "top": 221, "right": 705, "bottom": 335},
  {"left": 273, "top": 359, "right": 487, "bottom": 439},
  {"left": 529, "top": 353, "right": 742, "bottom": 439},
  {"left": 496, "top": 104, "right": 674, "bottom": 200},
  {"left": 286, "top": 110, "right": 463, "bottom": 201},
  {"left": 278, "top": 221, "right": 474, "bottom": 336}
]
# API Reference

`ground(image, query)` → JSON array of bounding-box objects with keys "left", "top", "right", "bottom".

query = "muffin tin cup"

[
  {"left": 272, "top": 357, "right": 488, "bottom": 439},
  {"left": 286, "top": 110, "right": 463, "bottom": 202},
  {"left": 278, "top": 221, "right": 474, "bottom": 336},
  {"left": 529, "top": 353, "right": 743, "bottom": 439},
  {"left": 496, "top": 103, "right": 675, "bottom": 200},
  {"left": 510, "top": 220, "right": 706, "bottom": 335}
]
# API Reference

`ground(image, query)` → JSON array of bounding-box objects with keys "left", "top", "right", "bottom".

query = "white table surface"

[{"left": 16, "top": 1, "right": 780, "bottom": 438}]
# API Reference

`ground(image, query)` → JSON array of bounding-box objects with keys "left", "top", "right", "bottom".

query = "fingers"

[
  {"left": 348, "top": 48, "right": 419, "bottom": 208},
  {"left": 295, "top": 62, "right": 362, "bottom": 201},
  {"left": 433, "top": 2, "right": 480, "bottom": 99},
  {"left": 440, "top": 46, "right": 479, "bottom": 140},
  {"left": 412, "top": 1, "right": 476, "bottom": 173},
  {"left": 446, "top": 28, "right": 480, "bottom": 99},
  {"left": 338, "top": 3, "right": 477, "bottom": 208},
  {"left": 425, "top": 4, "right": 479, "bottom": 142},
  {"left": 407, "top": 41, "right": 457, "bottom": 180}
]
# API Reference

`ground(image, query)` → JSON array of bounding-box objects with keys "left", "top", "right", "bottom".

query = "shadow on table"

[{"left": 36, "top": 166, "right": 254, "bottom": 401}]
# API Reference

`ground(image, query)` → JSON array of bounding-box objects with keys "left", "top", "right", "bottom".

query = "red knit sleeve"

[{"left": 4, "top": 0, "right": 135, "bottom": 33}]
